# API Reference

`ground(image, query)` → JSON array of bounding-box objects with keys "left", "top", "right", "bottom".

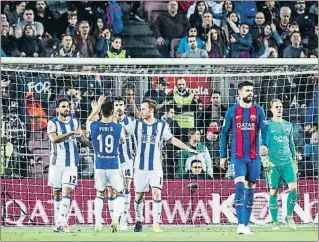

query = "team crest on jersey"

[
  {"left": 284, "top": 127, "right": 289, "bottom": 134},
  {"left": 263, "top": 120, "right": 269, "bottom": 125},
  {"left": 250, "top": 115, "right": 256, "bottom": 121},
  {"left": 150, "top": 135, "right": 156, "bottom": 144}
]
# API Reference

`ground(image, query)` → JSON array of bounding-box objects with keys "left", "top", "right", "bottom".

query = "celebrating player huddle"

[{"left": 47, "top": 81, "right": 299, "bottom": 235}]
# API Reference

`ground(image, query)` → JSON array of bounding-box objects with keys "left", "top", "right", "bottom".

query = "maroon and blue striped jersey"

[{"left": 220, "top": 104, "right": 268, "bottom": 161}]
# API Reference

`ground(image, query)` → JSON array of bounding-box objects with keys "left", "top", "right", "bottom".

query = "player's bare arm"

[
  {"left": 87, "top": 95, "right": 106, "bottom": 122},
  {"left": 170, "top": 137, "right": 198, "bottom": 154},
  {"left": 48, "top": 130, "right": 82, "bottom": 144}
]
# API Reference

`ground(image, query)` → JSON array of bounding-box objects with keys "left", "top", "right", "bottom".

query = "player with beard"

[
  {"left": 47, "top": 97, "right": 91, "bottom": 232},
  {"left": 113, "top": 97, "right": 135, "bottom": 230},
  {"left": 220, "top": 81, "right": 268, "bottom": 235}
]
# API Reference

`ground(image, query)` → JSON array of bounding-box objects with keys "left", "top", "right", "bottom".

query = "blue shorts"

[{"left": 232, "top": 159, "right": 261, "bottom": 183}]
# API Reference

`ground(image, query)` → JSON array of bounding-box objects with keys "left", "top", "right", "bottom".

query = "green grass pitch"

[{"left": 1, "top": 226, "right": 317, "bottom": 241}]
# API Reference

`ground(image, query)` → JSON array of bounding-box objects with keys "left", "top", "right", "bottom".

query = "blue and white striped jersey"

[
  {"left": 47, "top": 117, "right": 80, "bottom": 167},
  {"left": 88, "top": 121, "right": 124, "bottom": 170},
  {"left": 126, "top": 119, "right": 173, "bottom": 171},
  {"left": 118, "top": 116, "right": 134, "bottom": 164}
]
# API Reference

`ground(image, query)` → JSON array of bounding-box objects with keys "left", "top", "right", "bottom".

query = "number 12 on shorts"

[{"left": 69, "top": 175, "right": 77, "bottom": 184}]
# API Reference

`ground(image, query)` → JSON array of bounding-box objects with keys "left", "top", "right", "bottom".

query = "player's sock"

[
  {"left": 117, "top": 194, "right": 125, "bottom": 221},
  {"left": 58, "top": 196, "right": 71, "bottom": 224},
  {"left": 235, "top": 182, "right": 245, "bottom": 224},
  {"left": 122, "top": 191, "right": 131, "bottom": 222},
  {"left": 54, "top": 197, "right": 61, "bottom": 225},
  {"left": 244, "top": 188, "right": 254, "bottom": 226},
  {"left": 287, "top": 190, "right": 297, "bottom": 216},
  {"left": 108, "top": 197, "right": 117, "bottom": 221},
  {"left": 134, "top": 200, "right": 144, "bottom": 222},
  {"left": 269, "top": 195, "right": 278, "bottom": 223},
  {"left": 153, "top": 200, "right": 162, "bottom": 226},
  {"left": 94, "top": 196, "right": 104, "bottom": 226}
]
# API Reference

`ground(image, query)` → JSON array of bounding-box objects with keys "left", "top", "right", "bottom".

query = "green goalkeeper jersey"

[{"left": 267, "top": 119, "right": 296, "bottom": 166}]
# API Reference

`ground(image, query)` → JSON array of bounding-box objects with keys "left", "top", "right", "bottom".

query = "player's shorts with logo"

[
  {"left": 232, "top": 158, "right": 261, "bottom": 183},
  {"left": 95, "top": 169, "right": 125, "bottom": 192},
  {"left": 266, "top": 161, "right": 297, "bottom": 189},
  {"left": 134, "top": 170, "right": 163, "bottom": 193},
  {"left": 121, "top": 160, "right": 133, "bottom": 179},
  {"left": 48, "top": 165, "right": 78, "bottom": 189}
]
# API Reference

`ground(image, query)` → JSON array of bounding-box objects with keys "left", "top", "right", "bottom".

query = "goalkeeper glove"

[{"left": 261, "top": 156, "right": 274, "bottom": 173}]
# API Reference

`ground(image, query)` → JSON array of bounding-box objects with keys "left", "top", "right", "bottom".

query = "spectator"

[
  {"left": 1, "top": 13, "right": 8, "bottom": 23},
  {"left": 250, "top": 12, "right": 266, "bottom": 42},
  {"left": 92, "top": 17, "right": 106, "bottom": 41},
  {"left": 222, "top": 1, "right": 234, "bottom": 16},
  {"left": 208, "top": 1, "right": 224, "bottom": 28},
  {"left": 177, "top": 27, "right": 203, "bottom": 56},
  {"left": 95, "top": 28, "right": 112, "bottom": 58},
  {"left": 309, "top": 2, "right": 318, "bottom": 19},
  {"left": 306, "top": 80, "right": 318, "bottom": 125},
  {"left": 18, "top": 24, "right": 46, "bottom": 57},
  {"left": 189, "top": 1, "right": 207, "bottom": 29},
  {"left": 7, "top": 1, "right": 26, "bottom": 26},
  {"left": 255, "top": 23, "right": 283, "bottom": 57},
  {"left": 162, "top": 105, "right": 181, "bottom": 178},
  {"left": 281, "top": 21, "right": 300, "bottom": 50},
  {"left": 305, "top": 131, "right": 318, "bottom": 173},
  {"left": 1, "top": 48, "right": 6, "bottom": 57},
  {"left": 143, "top": 77, "right": 168, "bottom": 116},
  {"left": 283, "top": 31, "right": 306, "bottom": 58},
  {"left": 202, "top": 91, "right": 227, "bottom": 132},
  {"left": 308, "top": 50, "right": 318, "bottom": 58},
  {"left": 106, "top": 1, "right": 124, "bottom": 35},
  {"left": 198, "top": 11, "right": 214, "bottom": 44},
  {"left": 234, "top": 1, "right": 257, "bottom": 26},
  {"left": 206, "top": 27, "right": 226, "bottom": 58},
  {"left": 223, "top": 11, "right": 240, "bottom": 47},
  {"left": 181, "top": 35, "right": 209, "bottom": 58},
  {"left": 65, "top": 13, "right": 78, "bottom": 37},
  {"left": 73, "top": 20, "right": 96, "bottom": 57},
  {"left": 261, "top": 1, "right": 279, "bottom": 24},
  {"left": 153, "top": 1, "right": 189, "bottom": 58},
  {"left": 105, "top": 36, "right": 129, "bottom": 58},
  {"left": 52, "top": 34, "right": 80, "bottom": 58},
  {"left": 15, "top": 8, "right": 44, "bottom": 39},
  {"left": 307, "top": 24, "right": 318, "bottom": 53},
  {"left": 167, "top": 77, "right": 199, "bottom": 141},
  {"left": 183, "top": 159, "right": 211, "bottom": 179},
  {"left": 126, "top": 1, "right": 145, "bottom": 22},
  {"left": 260, "top": 46, "right": 279, "bottom": 58},
  {"left": 276, "top": 7, "right": 291, "bottom": 37},
  {"left": 230, "top": 23, "right": 253, "bottom": 58},
  {"left": 292, "top": 1, "right": 314, "bottom": 37},
  {"left": 1, "top": 20, "right": 19, "bottom": 57},
  {"left": 34, "top": 0, "right": 56, "bottom": 37},
  {"left": 177, "top": 129, "right": 213, "bottom": 178},
  {"left": 123, "top": 88, "right": 141, "bottom": 119},
  {"left": 179, "top": 1, "right": 195, "bottom": 16}
]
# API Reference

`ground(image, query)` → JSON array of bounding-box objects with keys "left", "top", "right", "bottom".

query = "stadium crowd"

[{"left": 0, "top": 1, "right": 318, "bottom": 58}]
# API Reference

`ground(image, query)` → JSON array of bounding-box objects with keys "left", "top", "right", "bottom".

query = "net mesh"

[{"left": 1, "top": 61, "right": 318, "bottom": 226}]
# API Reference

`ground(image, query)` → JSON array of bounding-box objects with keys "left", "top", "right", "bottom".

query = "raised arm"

[{"left": 87, "top": 95, "right": 105, "bottom": 123}]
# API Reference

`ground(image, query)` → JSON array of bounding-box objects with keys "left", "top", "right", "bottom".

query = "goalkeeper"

[{"left": 263, "top": 99, "right": 298, "bottom": 230}]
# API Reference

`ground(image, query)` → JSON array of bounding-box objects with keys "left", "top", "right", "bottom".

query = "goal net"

[{"left": 1, "top": 58, "right": 318, "bottom": 227}]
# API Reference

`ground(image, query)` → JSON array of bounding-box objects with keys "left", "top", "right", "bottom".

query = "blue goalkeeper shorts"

[{"left": 232, "top": 158, "right": 261, "bottom": 183}]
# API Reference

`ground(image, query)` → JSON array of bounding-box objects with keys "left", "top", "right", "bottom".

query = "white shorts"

[
  {"left": 48, "top": 165, "right": 78, "bottom": 190},
  {"left": 94, "top": 169, "right": 125, "bottom": 192},
  {"left": 134, "top": 170, "right": 163, "bottom": 193},
  {"left": 121, "top": 160, "right": 133, "bottom": 179}
]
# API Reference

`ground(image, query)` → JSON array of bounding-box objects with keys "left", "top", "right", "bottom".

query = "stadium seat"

[{"left": 170, "top": 38, "right": 181, "bottom": 58}]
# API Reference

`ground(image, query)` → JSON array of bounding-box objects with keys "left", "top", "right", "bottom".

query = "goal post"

[{"left": 1, "top": 58, "right": 318, "bottom": 227}]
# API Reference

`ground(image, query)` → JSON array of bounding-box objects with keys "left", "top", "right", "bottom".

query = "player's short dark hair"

[
  {"left": 101, "top": 99, "right": 114, "bottom": 118},
  {"left": 56, "top": 97, "right": 69, "bottom": 108},
  {"left": 142, "top": 98, "right": 157, "bottom": 112},
  {"left": 113, "top": 96, "right": 126, "bottom": 104},
  {"left": 238, "top": 81, "right": 254, "bottom": 90},
  {"left": 188, "top": 128, "right": 200, "bottom": 135},
  {"left": 191, "top": 159, "right": 202, "bottom": 167},
  {"left": 211, "top": 90, "right": 221, "bottom": 96}
]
